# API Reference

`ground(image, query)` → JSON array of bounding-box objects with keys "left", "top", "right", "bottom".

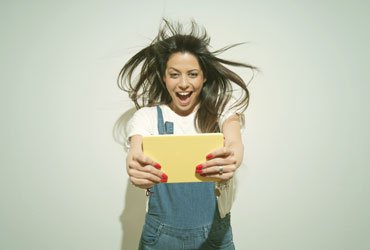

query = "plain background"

[{"left": 1, "top": 0, "right": 369, "bottom": 249}]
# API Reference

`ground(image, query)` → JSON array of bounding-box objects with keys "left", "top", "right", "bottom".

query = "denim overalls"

[{"left": 138, "top": 106, "right": 235, "bottom": 250}]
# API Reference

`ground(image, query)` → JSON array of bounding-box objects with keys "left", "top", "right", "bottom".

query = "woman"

[{"left": 118, "top": 19, "right": 256, "bottom": 249}]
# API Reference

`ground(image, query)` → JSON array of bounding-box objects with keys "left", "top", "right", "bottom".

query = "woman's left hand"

[
  {"left": 196, "top": 114, "right": 244, "bottom": 181},
  {"left": 196, "top": 147, "right": 238, "bottom": 181}
]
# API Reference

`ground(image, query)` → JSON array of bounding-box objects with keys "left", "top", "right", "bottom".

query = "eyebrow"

[{"left": 167, "top": 67, "right": 200, "bottom": 72}]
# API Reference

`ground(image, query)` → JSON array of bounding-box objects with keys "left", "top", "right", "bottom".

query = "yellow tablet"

[{"left": 143, "top": 133, "right": 224, "bottom": 183}]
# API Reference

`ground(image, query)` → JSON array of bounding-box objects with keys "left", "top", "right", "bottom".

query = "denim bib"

[{"left": 146, "top": 106, "right": 218, "bottom": 228}]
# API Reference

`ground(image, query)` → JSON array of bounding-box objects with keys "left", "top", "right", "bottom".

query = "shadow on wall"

[
  {"left": 113, "top": 107, "right": 147, "bottom": 249},
  {"left": 119, "top": 181, "right": 147, "bottom": 249}
]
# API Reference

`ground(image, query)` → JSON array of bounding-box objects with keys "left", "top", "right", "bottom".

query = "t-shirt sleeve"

[
  {"left": 218, "top": 97, "right": 246, "bottom": 132},
  {"left": 124, "top": 107, "right": 156, "bottom": 151},
  {"left": 127, "top": 107, "right": 156, "bottom": 139}
]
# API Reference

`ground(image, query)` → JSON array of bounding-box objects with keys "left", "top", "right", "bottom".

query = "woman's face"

[{"left": 163, "top": 52, "right": 206, "bottom": 116}]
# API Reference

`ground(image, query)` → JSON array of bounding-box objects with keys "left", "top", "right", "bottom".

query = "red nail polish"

[
  {"left": 161, "top": 173, "right": 168, "bottom": 182},
  {"left": 206, "top": 154, "right": 213, "bottom": 160},
  {"left": 200, "top": 173, "right": 207, "bottom": 177},
  {"left": 196, "top": 164, "right": 203, "bottom": 170},
  {"left": 196, "top": 169, "right": 203, "bottom": 173},
  {"left": 154, "top": 163, "right": 161, "bottom": 170}
]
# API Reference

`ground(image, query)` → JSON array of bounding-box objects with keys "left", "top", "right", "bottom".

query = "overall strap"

[
  {"left": 147, "top": 106, "right": 173, "bottom": 196},
  {"left": 156, "top": 106, "right": 165, "bottom": 135},
  {"left": 156, "top": 106, "right": 174, "bottom": 135}
]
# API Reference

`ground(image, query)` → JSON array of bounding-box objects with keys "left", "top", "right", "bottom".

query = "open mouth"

[{"left": 176, "top": 92, "right": 193, "bottom": 102}]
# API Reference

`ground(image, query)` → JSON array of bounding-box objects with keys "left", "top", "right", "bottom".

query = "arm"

[
  {"left": 127, "top": 135, "right": 168, "bottom": 189},
  {"left": 196, "top": 114, "right": 244, "bottom": 181}
]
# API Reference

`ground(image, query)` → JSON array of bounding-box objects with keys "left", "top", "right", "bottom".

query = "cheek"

[
  {"left": 164, "top": 82, "right": 170, "bottom": 92},
  {"left": 196, "top": 80, "right": 205, "bottom": 90},
  {"left": 164, "top": 81, "right": 175, "bottom": 93}
]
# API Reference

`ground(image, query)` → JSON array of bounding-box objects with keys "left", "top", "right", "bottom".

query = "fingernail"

[
  {"left": 206, "top": 154, "right": 213, "bottom": 160},
  {"left": 196, "top": 164, "right": 203, "bottom": 170},
  {"left": 161, "top": 173, "right": 168, "bottom": 183},
  {"left": 200, "top": 173, "right": 207, "bottom": 177},
  {"left": 154, "top": 163, "right": 161, "bottom": 170},
  {"left": 196, "top": 169, "right": 203, "bottom": 174}
]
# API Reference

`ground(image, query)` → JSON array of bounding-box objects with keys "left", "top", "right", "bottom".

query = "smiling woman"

[
  {"left": 164, "top": 52, "right": 206, "bottom": 116},
  {"left": 118, "top": 19, "right": 257, "bottom": 133},
  {"left": 117, "top": 19, "right": 257, "bottom": 249}
]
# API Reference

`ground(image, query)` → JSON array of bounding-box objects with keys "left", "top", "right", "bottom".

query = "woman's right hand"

[
  {"left": 126, "top": 151, "right": 168, "bottom": 189},
  {"left": 126, "top": 135, "right": 168, "bottom": 189}
]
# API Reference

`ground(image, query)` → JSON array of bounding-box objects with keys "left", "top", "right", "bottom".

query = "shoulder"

[
  {"left": 127, "top": 106, "right": 158, "bottom": 137},
  {"left": 219, "top": 97, "right": 245, "bottom": 131},
  {"left": 129, "top": 106, "right": 158, "bottom": 128},
  {"left": 133, "top": 106, "right": 157, "bottom": 117}
]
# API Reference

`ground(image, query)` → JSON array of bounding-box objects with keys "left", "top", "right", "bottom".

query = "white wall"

[{"left": 1, "top": 1, "right": 369, "bottom": 249}]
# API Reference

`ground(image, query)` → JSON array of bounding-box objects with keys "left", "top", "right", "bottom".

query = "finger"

[
  {"left": 127, "top": 159, "right": 143, "bottom": 170},
  {"left": 128, "top": 167, "right": 166, "bottom": 182},
  {"left": 202, "top": 156, "right": 237, "bottom": 170},
  {"left": 200, "top": 163, "right": 236, "bottom": 181},
  {"left": 202, "top": 165, "right": 225, "bottom": 176},
  {"left": 206, "top": 147, "right": 234, "bottom": 160},
  {"left": 201, "top": 164, "right": 233, "bottom": 176},
  {"left": 134, "top": 154, "right": 162, "bottom": 170},
  {"left": 134, "top": 153, "right": 155, "bottom": 165},
  {"left": 200, "top": 171, "right": 234, "bottom": 181},
  {"left": 130, "top": 176, "right": 156, "bottom": 189}
]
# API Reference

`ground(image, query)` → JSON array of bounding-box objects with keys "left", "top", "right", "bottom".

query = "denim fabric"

[
  {"left": 139, "top": 214, "right": 235, "bottom": 250},
  {"left": 138, "top": 106, "right": 235, "bottom": 249},
  {"left": 148, "top": 182, "right": 217, "bottom": 228}
]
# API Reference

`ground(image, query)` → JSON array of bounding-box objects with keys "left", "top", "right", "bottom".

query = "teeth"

[{"left": 178, "top": 92, "right": 189, "bottom": 96}]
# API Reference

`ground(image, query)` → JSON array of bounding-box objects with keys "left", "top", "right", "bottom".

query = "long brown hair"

[{"left": 117, "top": 19, "right": 257, "bottom": 132}]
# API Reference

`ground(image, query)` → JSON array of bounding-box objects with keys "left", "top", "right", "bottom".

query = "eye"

[
  {"left": 188, "top": 72, "right": 198, "bottom": 78},
  {"left": 169, "top": 73, "right": 179, "bottom": 78}
]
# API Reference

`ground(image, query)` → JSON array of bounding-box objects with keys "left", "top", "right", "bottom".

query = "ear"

[
  {"left": 202, "top": 71, "right": 207, "bottom": 83},
  {"left": 202, "top": 74, "right": 207, "bottom": 84}
]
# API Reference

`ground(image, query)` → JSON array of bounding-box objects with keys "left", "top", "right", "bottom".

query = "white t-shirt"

[{"left": 127, "top": 103, "right": 241, "bottom": 138}]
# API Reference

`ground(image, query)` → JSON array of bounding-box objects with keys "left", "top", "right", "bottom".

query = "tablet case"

[{"left": 143, "top": 133, "right": 224, "bottom": 183}]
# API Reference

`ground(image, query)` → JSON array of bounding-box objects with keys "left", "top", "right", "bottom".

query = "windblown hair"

[{"left": 117, "top": 19, "right": 257, "bottom": 133}]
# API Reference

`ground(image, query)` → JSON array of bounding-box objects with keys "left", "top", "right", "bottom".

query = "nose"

[{"left": 178, "top": 75, "right": 189, "bottom": 89}]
